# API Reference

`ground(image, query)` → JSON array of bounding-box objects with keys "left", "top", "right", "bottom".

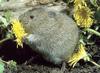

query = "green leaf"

[
  {"left": 0, "top": 16, "right": 8, "bottom": 27},
  {"left": 7, "top": 60, "right": 17, "bottom": 70},
  {"left": 90, "top": 0, "right": 98, "bottom": 7},
  {"left": 95, "top": 8, "right": 100, "bottom": 21},
  {"left": 0, "top": 61, "right": 5, "bottom": 73}
]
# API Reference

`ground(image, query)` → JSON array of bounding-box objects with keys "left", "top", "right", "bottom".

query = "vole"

[{"left": 19, "top": 4, "right": 79, "bottom": 65}]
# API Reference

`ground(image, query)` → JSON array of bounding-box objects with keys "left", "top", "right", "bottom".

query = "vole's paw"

[{"left": 61, "top": 62, "right": 66, "bottom": 73}]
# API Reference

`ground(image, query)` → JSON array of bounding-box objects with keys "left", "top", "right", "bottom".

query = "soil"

[{"left": 0, "top": 39, "right": 100, "bottom": 73}]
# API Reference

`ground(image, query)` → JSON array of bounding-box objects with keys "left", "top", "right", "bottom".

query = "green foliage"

[
  {"left": 0, "top": 60, "right": 5, "bottom": 73},
  {"left": 95, "top": 7, "right": 100, "bottom": 22},
  {"left": 0, "top": 11, "right": 12, "bottom": 43},
  {"left": 0, "top": 16, "right": 8, "bottom": 28},
  {"left": 90, "top": 0, "right": 98, "bottom": 7},
  {"left": 7, "top": 60, "right": 17, "bottom": 71}
]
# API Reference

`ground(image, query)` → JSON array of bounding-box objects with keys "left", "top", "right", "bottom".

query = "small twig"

[
  {"left": 79, "top": 39, "right": 86, "bottom": 45},
  {"left": 90, "top": 60, "right": 100, "bottom": 68},
  {"left": 85, "top": 28, "right": 100, "bottom": 37},
  {"left": 23, "top": 57, "right": 34, "bottom": 65},
  {"left": 87, "top": 26, "right": 99, "bottom": 39},
  {"left": 61, "top": 62, "right": 66, "bottom": 73},
  {"left": 0, "top": 37, "right": 11, "bottom": 44}
]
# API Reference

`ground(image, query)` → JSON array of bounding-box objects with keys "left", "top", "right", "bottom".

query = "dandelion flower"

[
  {"left": 68, "top": 43, "right": 90, "bottom": 68},
  {"left": 74, "top": 6, "right": 93, "bottom": 28},
  {"left": 11, "top": 19, "right": 27, "bottom": 48},
  {"left": 74, "top": 0, "right": 86, "bottom": 8}
]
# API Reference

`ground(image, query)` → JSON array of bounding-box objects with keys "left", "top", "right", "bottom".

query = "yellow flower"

[
  {"left": 68, "top": 43, "right": 90, "bottom": 68},
  {"left": 74, "top": 0, "right": 86, "bottom": 8},
  {"left": 74, "top": 6, "right": 93, "bottom": 28},
  {"left": 11, "top": 19, "right": 27, "bottom": 48}
]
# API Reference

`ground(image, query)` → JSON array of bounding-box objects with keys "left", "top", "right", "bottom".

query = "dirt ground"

[{"left": 0, "top": 38, "right": 100, "bottom": 73}]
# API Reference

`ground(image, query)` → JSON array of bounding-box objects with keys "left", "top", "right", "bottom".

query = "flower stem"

[
  {"left": 85, "top": 28, "right": 100, "bottom": 37},
  {"left": 0, "top": 37, "right": 11, "bottom": 44},
  {"left": 90, "top": 60, "right": 100, "bottom": 68}
]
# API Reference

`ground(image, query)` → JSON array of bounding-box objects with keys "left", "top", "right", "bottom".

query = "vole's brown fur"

[{"left": 19, "top": 5, "right": 79, "bottom": 65}]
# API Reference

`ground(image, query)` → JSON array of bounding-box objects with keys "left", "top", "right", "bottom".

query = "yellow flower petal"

[
  {"left": 74, "top": 0, "right": 87, "bottom": 8},
  {"left": 74, "top": 6, "right": 93, "bottom": 28},
  {"left": 11, "top": 19, "right": 27, "bottom": 48},
  {"left": 68, "top": 44, "right": 90, "bottom": 68}
]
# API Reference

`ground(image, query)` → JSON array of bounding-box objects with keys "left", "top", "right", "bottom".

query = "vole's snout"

[
  {"left": 23, "top": 34, "right": 34, "bottom": 45},
  {"left": 23, "top": 34, "right": 44, "bottom": 51},
  {"left": 23, "top": 34, "right": 36, "bottom": 44},
  {"left": 23, "top": 34, "right": 41, "bottom": 44}
]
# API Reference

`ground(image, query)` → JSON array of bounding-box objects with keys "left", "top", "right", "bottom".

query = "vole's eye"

[{"left": 30, "top": 15, "right": 34, "bottom": 19}]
